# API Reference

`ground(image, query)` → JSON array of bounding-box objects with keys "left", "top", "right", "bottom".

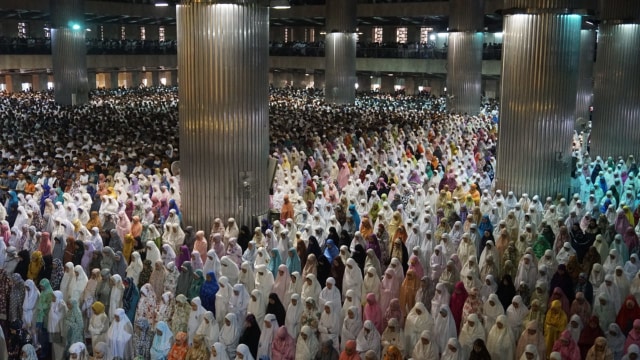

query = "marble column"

[
  {"left": 110, "top": 72, "right": 119, "bottom": 89},
  {"left": 575, "top": 29, "right": 595, "bottom": 128},
  {"left": 50, "top": 0, "right": 88, "bottom": 105},
  {"left": 324, "top": 0, "right": 357, "bottom": 104},
  {"left": 590, "top": 0, "right": 640, "bottom": 158},
  {"left": 177, "top": 0, "right": 270, "bottom": 230},
  {"left": 447, "top": 0, "right": 484, "bottom": 115},
  {"left": 495, "top": 1, "right": 585, "bottom": 198}
]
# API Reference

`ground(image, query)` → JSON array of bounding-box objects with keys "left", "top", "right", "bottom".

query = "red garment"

[
  {"left": 617, "top": 295, "right": 640, "bottom": 334},
  {"left": 449, "top": 281, "right": 468, "bottom": 332},
  {"left": 578, "top": 316, "right": 604, "bottom": 359},
  {"left": 364, "top": 292, "right": 383, "bottom": 333}
]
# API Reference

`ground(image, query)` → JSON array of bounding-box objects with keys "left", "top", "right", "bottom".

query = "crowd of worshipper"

[{"left": 0, "top": 85, "right": 638, "bottom": 360}]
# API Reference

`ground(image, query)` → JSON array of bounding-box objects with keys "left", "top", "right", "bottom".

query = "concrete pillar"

[
  {"left": 313, "top": 73, "right": 325, "bottom": 89},
  {"left": 87, "top": 71, "right": 97, "bottom": 90},
  {"left": 575, "top": 29, "right": 595, "bottom": 128},
  {"left": 130, "top": 72, "right": 142, "bottom": 88},
  {"left": 590, "top": 0, "right": 640, "bottom": 158},
  {"left": 357, "top": 75, "right": 372, "bottom": 92},
  {"left": 177, "top": 0, "right": 269, "bottom": 230},
  {"left": 324, "top": 0, "right": 356, "bottom": 104},
  {"left": 152, "top": 71, "right": 161, "bottom": 86},
  {"left": 6, "top": 74, "right": 22, "bottom": 93},
  {"left": 380, "top": 76, "right": 394, "bottom": 93},
  {"left": 405, "top": 77, "right": 417, "bottom": 95},
  {"left": 483, "top": 78, "right": 499, "bottom": 99},
  {"left": 110, "top": 72, "right": 119, "bottom": 89},
  {"left": 447, "top": 0, "right": 484, "bottom": 115},
  {"left": 50, "top": 0, "right": 88, "bottom": 105},
  {"left": 496, "top": 1, "right": 586, "bottom": 198},
  {"left": 34, "top": 74, "right": 49, "bottom": 92},
  {"left": 169, "top": 70, "right": 178, "bottom": 86}
]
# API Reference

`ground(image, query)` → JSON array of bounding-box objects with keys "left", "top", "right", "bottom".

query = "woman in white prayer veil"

[
  {"left": 457, "top": 234, "right": 477, "bottom": 266},
  {"left": 540, "top": 249, "right": 559, "bottom": 277},
  {"left": 187, "top": 297, "right": 206, "bottom": 345},
  {"left": 599, "top": 274, "right": 622, "bottom": 312},
  {"left": 107, "top": 308, "right": 134, "bottom": 360},
  {"left": 459, "top": 313, "right": 486, "bottom": 355},
  {"left": 219, "top": 313, "right": 241, "bottom": 359},
  {"left": 107, "top": 274, "right": 124, "bottom": 321},
  {"left": 297, "top": 325, "right": 321, "bottom": 360},
  {"left": 411, "top": 330, "right": 439, "bottom": 360},
  {"left": 203, "top": 249, "right": 222, "bottom": 280},
  {"left": 355, "top": 320, "right": 381, "bottom": 358},
  {"left": 239, "top": 262, "right": 256, "bottom": 293},
  {"left": 126, "top": 251, "right": 144, "bottom": 285},
  {"left": 318, "top": 277, "right": 341, "bottom": 310},
  {"left": 520, "top": 344, "right": 540, "bottom": 360},
  {"left": 483, "top": 293, "right": 504, "bottom": 336},
  {"left": 479, "top": 241, "right": 499, "bottom": 273},
  {"left": 404, "top": 302, "right": 434, "bottom": 354},
  {"left": 604, "top": 249, "right": 625, "bottom": 276},
  {"left": 215, "top": 277, "right": 232, "bottom": 328},
  {"left": 71, "top": 265, "right": 88, "bottom": 303},
  {"left": 341, "top": 305, "right": 362, "bottom": 351},
  {"left": 210, "top": 342, "right": 229, "bottom": 360},
  {"left": 318, "top": 301, "right": 341, "bottom": 352},
  {"left": 507, "top": 295, "right": 529, "bottom": 339},
  {"left": 247, "top": 289, "right": 266, "bottom": 330},
  {"left": 342, "top": 258, "right": 364, "bottom": 299},
  {"left": 431, "top": 282, "right": 451, "bottom": 318},
  {"left": 254, "top": 264, "right": 275, "bottom": 295},
  {"left": 381, "top": 317, "right": 405, "bottom": 357},
  {"left": 430, "top": 245, "right": 447, "bottom": 281},
  {"left": 487, "top": 315, "right": 515, "bottom": 360},
  {"left": 441, "top": 338, "right": 467, "bottom": 360},
  {"left": 59, "top": 262, "right": 76, "bottom": 303},
  {"left": 566, "top": 314, "right": 583, "bottom": 342},
  {"left": 229, "top": 284, "right": 250, "bottom": 321},
  {"left": 360, "top": 267, "right": 380, "bottom": 303},
  {"left": 434, "top": 305, "right": 458, "bottom": 353},
  {"left": 196, "top": 311, "right": 219, "bottom": 348},
  {"left": 220, "top": 256, "right": 239, "bottom": 285}
]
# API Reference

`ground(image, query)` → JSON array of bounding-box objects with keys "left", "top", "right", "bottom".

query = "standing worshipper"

[
  {"left": 48, "top": 290, "right": 67, "bottom": 360},
  {"left": 150, "top": 321, "right": 174, "bottom": 360},
  {"left": 88, "top": 301, "right": 109, "bottom": 348},
  {"left": 65, "top": 300, "right": 85, "bottom": 354},
  {"left": 167, "top": 331, "right": 189, "bottom": 360},
  {"left": 107, "top": 308, "right": 135, "bottom": 360}
]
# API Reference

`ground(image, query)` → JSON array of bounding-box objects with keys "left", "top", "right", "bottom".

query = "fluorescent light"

[
  {"left": 155, "top": 1, "right": 169, "bottom": 6},
  {"left": 271, "top": 0, "right": 290, "bottom": 9}
]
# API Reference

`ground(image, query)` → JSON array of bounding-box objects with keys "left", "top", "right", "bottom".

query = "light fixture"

[
  {"left": 271, "top": 0, "right": 290, "bottom": 9},
  {"left": 71, "top": 23, "right": 82, "bottom": 30},
  {"left": 155, "top": 1, "right": 169, "bottom": 6}
]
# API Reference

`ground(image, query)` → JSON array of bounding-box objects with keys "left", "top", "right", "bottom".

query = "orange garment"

[
  {"left": 24, "top": 183, "right": 35, "bottom": 194},
  {"left": 130, "top": 216, "right": 143, "bottom": 238},
  {"left": 280, "top": 195, "right": 294, "bottom": 222},
  {"left": 360, "top": 217, "right": 374, "bottom": 239},
  {"left": 468, "top": 185, "right": 481, "bottom": 206},
  {"left": 167, "top": 332, "right": 188, "bottom": 360},
  {"left": 399, "top": 269, "right": 420, "bottom": 316}
]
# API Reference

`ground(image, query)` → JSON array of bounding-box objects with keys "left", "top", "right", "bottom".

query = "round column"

[
  {"left": 496, "top": 1, "right": 584, "bottom": 198},
  {"left": 447, "top": 0, "right": 484, "bottom": 115},
  {"left": 177, "top": 0, "right": 270, "bottom": 231},
  {"left": 590, "top": 0, "right": 640, "bottom": 158},
  {"left": 50, "top": 0, "right": 88, "bottom": 105},
  {"left": 325, "top": 0, "right": 357, "bottom": 105},
  {"left": 575, "top": 29, "right": 596, "bottom": 127}
]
